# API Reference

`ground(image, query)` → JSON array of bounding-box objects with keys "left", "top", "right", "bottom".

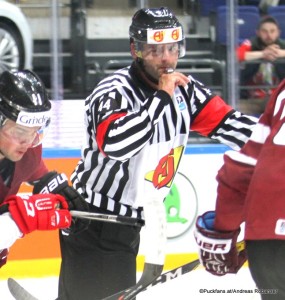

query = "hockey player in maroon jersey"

[
  {"left": 0, "top": 70, "right": 88, "bottom": 269},
  {"left": 195, "top": 79, "right": 285, "bottom": 299}
]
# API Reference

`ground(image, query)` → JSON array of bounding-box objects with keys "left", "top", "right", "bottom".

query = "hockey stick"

[
  {"left": 149, "top": 240, "right": 245, "bottom": 287},
  {"left": 70, "top": 210, "right": 145, "bottom": 227},
  {"left": 7, "top": 259, "right": 200, "bottom": 300},
  {"left": 149, "top": 258, "right": 200, "bottom": 287},
  {"left": 7, "top": 278, "right": 38, "bottom": 300},
  {"left": 7, "top": 242, "right": 245, "bottom": 300},
  {"left": 102, "top": 263, "right": 164, "bottom": 300},
  {"left": 100, "top": 260, "right": 201, "bottom": 300},
  {"left": 102, "top": 195, "right": 167, "bottom": 300},
  {"left": 145, "top": 240, "right": 245, "bottom": 289},
  {"left": 108, "top": 239, "right": 245, "bottom": 296}
]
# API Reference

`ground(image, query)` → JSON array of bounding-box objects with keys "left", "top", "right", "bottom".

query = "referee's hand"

[{"left": 158, "top": 71, "right": 189, "bottom": 96}]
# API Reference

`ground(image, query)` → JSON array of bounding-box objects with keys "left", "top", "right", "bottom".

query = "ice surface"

[{"left": 0, "top": 267, "right": 262, "bottom": 300}]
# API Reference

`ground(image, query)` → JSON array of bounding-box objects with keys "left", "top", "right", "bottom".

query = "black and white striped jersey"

[{"left": 71, "top": 63, "right": 257, "bottom": 219}]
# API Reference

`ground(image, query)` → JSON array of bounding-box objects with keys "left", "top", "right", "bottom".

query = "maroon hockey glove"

[
  {"left": 0, "top": 194, "right": 71, "bottom": 235},
  {"left": 194, "top": 211, "right": 247, "bottom": 276},
  {"left": 0, "top": 249, "right": 8, "bottom": 268},
  {"left": 32, "top": 171, "right": 90, "bottom": 234}
]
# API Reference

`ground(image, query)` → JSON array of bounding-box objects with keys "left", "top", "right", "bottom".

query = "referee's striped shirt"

[{"left": 71, "top": 63, "right": 257, "bottom": 219}]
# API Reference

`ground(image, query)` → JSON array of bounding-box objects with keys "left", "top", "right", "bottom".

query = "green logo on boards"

[
  {"left": 165, "top": 184, "right": 188, "bottom": 224},
  {"left": 164, "top": 172, "right": 198, "bottom": 239}
]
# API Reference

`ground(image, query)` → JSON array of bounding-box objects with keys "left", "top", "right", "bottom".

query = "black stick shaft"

[{"left": 70, "top": 211, "right": 145, "bottom": 227}]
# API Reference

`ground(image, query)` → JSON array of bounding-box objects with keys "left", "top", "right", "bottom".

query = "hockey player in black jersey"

[{"left": 53, "top": 7, "right": 258, "bottom": 300}]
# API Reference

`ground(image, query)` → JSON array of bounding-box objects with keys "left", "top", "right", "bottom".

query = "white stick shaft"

[{"left": 143, "top": 196, "right": 167, "bottom": 266}]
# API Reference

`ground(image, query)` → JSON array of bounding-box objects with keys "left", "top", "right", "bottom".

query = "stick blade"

[
  {"left": 102, "top": 264, "right": 163, "bottom": 300},
  {"left": 180, "top": 258, "right": 200, "bottom": 273},
  {"left": 101, "top": 287, "right": 132, "bottom": 300},
  {"left": 149, "top": 258, "right": 200, "bottom": 287},
  {"left": 7, "top": 278, "right": 38, "bottom": 300}
]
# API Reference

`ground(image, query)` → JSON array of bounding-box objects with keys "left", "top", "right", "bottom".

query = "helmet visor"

[
  {"left": 1, "top": 110, "right": 51, "bottom": 147},
  {"left": 1, "top": 122, "right": 42, "bottom": 147},
  {"left": 135, "top": 40, "right": 185, "bottom": 59}
]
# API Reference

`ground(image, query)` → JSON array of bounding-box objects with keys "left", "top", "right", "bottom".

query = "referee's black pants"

[
  {"left": 247, "top": 240, "right": 285, "bottom": 300},
  {"left": 57, "top": 212, "right": 141, "bottom": 300}
]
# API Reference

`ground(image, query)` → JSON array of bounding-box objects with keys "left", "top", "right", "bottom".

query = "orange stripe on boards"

[
  {"left": 9, "top": 157, "right": 79, "bottom": 261},
  {"left": 9, "top": 230, "right": 60, "bottom": 261}
]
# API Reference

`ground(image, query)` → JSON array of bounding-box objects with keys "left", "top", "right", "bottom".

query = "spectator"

[
  {"left": 259, "top": 0, "right": 285, "bottom": 15},
  {"left": 237, "top": 16, "right": 285, "bottom": 108}
]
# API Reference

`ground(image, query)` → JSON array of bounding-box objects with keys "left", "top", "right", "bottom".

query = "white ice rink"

[{"left": 0, "top": 267, "right": 262, "bottom": 300}]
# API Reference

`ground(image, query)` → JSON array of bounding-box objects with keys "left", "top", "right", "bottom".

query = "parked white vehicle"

[{"left": 0, "top": 0, "right": 33, "bottom": 72}]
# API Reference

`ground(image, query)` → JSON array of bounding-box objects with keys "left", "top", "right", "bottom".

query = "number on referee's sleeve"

[{"left": 98, "top": 94, "right": 120, "bottom": 113}]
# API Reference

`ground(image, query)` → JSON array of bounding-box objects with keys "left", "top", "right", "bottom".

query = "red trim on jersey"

[
  {"left": 96, "top": 113, "right": 127, "bottom": 155},
  {"left": 236, "top": 39, "right": 252, "bottom": 61},
  {"left": 191, "top": 95, "right": 233, "bottom": 136}
]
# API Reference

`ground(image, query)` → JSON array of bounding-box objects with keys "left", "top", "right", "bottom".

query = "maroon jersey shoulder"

[{"left": 0, "top": 145, "right": 48, "bottom": 200}]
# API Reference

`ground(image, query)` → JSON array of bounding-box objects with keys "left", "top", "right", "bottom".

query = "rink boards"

[{"left": 0, "top": 143, "right": 231, "bottom": 279}]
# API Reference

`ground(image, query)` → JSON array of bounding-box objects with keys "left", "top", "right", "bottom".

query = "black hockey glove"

[{"left": 32, "top": 171, "right": 90, "bottom": 234}]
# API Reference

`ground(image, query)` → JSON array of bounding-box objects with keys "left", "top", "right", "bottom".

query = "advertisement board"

[{"left": 1, "top": 144, "right": 229, "bottom": 278}]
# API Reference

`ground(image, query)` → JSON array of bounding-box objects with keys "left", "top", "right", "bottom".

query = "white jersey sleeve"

[{"left": 0, "top": 212, "right": 23, "bottom": 249}]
